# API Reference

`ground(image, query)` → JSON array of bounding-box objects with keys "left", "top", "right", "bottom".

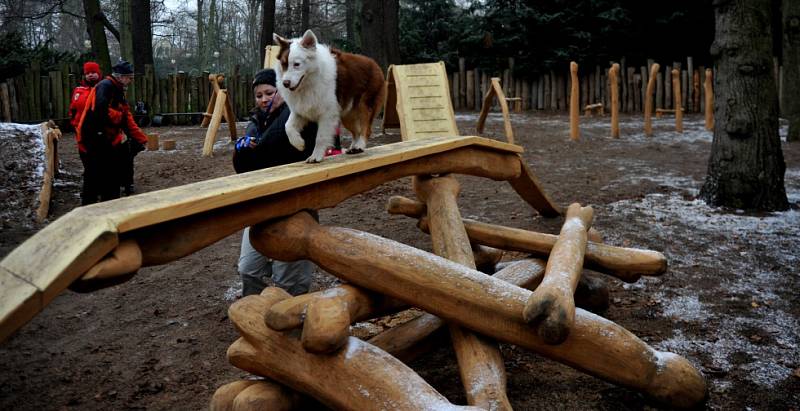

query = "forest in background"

[{"left": 0, "top": 0, "right": 720, "bottom": 81}]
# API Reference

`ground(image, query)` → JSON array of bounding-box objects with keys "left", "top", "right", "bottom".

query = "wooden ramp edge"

[{"left": 0, "top": 135, "right": 559, "bottom": 342}]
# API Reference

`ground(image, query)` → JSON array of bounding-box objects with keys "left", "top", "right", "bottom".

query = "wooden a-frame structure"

[{"left": 201, "top": 74, "right": 238, "bottom": 157}]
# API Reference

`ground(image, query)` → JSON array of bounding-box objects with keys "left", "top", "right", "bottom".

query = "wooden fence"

[
  {"left": 448, "top": 57, "right": 725, "bottom": 114},
  {"left": 0, "top": 61, "right": 256, "bottom": 126}
]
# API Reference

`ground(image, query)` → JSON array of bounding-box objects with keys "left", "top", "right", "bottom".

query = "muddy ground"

[{"left": 1, "top": 112, "right": 798, "bottom": 410}]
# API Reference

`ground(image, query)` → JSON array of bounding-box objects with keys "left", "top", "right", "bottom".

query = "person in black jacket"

[
  {"left": 233, "top": 69, "right": 319, "bottom": 296},
  {"left": 79, "top": 60, "right": 147, "bottom": 204}
]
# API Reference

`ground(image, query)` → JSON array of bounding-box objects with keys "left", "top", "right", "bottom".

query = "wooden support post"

[
  {"left": 687, "top": 57, "right": 694, "bottom": 111},
  {"left": 203, "top": 89, "right": 227, "bottom": 156},
  {"left": 610, "top": 63, "right": 620, "bottom": 138},
  {"left": 644, "top": 63, "right": 661, "bottom": 137},
  {"left": 476, "top": 78, "right": 515, "bottom": 144},
  {"left": 248, "top": 212, "right": 706, "bottom": 408},
  {"left": 146, "top": 133, "right": 160, "bottom": 151},
  {"left": 672, "top": 69, "right": 683, "bottom": 133},
  {"left": 705, "top": 69, "right": 714, "bottom": 130},
  {"left": 413, "top": 175, "right": 512, "bottom": 411},
  {"left": 385, "top": 195, "right": 665, "bottom": 282},
  {"left": 692, "top": 70, "right": 700, "bottom": 114},
  {"left": 523, "top": 203, "right": 593, "bottom": 344},
  {"left": 228, "top": 290, "right": 478, "bottom": 411},
  {"left": 570, "top": 62, "right": 580, "bottom": 141},
  {"left": 466, "top": 70, "right": 475, "bottom": 110}
]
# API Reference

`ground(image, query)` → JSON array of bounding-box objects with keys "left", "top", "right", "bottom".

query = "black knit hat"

[
  {"left": 252, "top": 69, "right": 276, "bottom": 89},
  {"left": 112, "top": 60, "right": 134, "bottom": 75}
]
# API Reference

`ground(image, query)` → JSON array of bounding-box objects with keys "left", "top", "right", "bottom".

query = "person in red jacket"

[
  {"left": 69, "top": 61, "right": 102, "bottom": 131},
  {"left": 78, "top": 60, "right": 148, "bottom": 204}
]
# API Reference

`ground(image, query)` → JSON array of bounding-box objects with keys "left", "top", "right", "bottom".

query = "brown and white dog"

[{"left": 274, "top": 30, "right": 386, "bottom": 163}]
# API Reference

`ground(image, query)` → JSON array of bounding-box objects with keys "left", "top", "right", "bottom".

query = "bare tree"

[
  {"left": 783, "top": 0, "right": 800, "bottom": 142},
  {"left": 359, "top": 0, "right": 398, "bottom": 69},
  {"left": 260, "top": 0, "right": 276, "bottom": 64},
  {"left": 700, "top": 0, "right": 788, "bottom": 210},
  {"left": 83, "top": 0, "right": 111, "bottom": 71},
  {"left": 131, "top": 0, "right": 154, "bottom": 74}
]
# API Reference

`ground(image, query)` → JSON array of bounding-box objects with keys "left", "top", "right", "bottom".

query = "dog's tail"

[{"left": 362, "top": 63, "right": 387, "bottom": 138}]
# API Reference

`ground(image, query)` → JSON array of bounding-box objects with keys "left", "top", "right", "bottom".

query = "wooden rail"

[{"left": 0, "top": 135, "right": 560, "bottom": 342}]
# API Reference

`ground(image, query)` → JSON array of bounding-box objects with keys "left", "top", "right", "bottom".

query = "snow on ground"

[
  {"left": 0, "top": 122, "right": 48, "bottom": 226},
  {"left": 598, "top": 158, "right": 800, "bottom": 391},
  {"left": 457, "top": 111, "right": 792, "bottom": 143}
]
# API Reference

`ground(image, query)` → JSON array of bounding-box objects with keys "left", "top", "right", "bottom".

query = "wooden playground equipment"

[
  {"left": 36, "top": 120, "right": 61, "bottom": 223},
  {"left": 1, "top": 61, "right": 707, "bottom": 410},
  {"left": 201, "top": 74, "right": 238, "bottom": 156},
  {"left": 476, "top": 77, "right": 517, "bottom": 144}
]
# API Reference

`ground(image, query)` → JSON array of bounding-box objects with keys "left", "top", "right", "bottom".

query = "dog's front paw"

[
  {"left": 305, "top": 153, "right": 324, "bottom": 163},
  {"left": 287, "top": 129, "right": 305, "bottom": 151},
  {"left": 345, "top": 147, "right": 364, "bottom": 154}
]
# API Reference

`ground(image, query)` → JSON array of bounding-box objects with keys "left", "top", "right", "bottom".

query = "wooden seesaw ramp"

[
  {"left": 0, "top": 135, "right": 558, "bottom": 342},
  {"left": 1, "top": 133, "right": 706, "bottom": 409}
]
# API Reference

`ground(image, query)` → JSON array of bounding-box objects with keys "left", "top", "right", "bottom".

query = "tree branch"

[{"left": 100, "top": 11, "right": 121, "bottom": 41}]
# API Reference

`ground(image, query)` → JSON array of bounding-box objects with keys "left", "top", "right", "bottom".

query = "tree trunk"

[
  {"left": 83, "top": 0, "right": 111, "bottom": 73},
  {"left": 359, "top": 0, "right": 399, "bottom": 70},
  {"left": 346, "top": 0, "right": 357, "bottom": 49},
  {"left": 119, "top": 0, "right": 135, "bottom": 100},
  {"left": 301, "top": 0, "right": 310, "bottom": 31},
  {"left": 700, "top": 0, "right": 788, "bottom": 211},
  {"left": 131, "top": 0, "right": 154, "bottom": 75},
  {"left": 197, "top": 0, "right": 205, "bottom": 69},
  {"left": 784, "top": 0, "right": 800, "bottom": 141},
  {"left": 260, "top": 0, "right": 276, "bottom": 65}
]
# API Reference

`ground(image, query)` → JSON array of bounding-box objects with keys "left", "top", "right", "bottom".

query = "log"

[
  {"left": 704, "top": 69, "right": 714, "bottom": 130},
  {"left": 248, "top": 212, "right": 706, "bottom": 408},
  {"left": 584, "top": 103, "right": 604, "bottom": 116},
  {"left": 265, "top": 284, "right": 405, "bottom": 353},
  {"left": 413, "top": 175, "right": 512, "bottom": 410},
  {"left": 385, "top": 195, "right": 664, "bottom": 282},
  {"left": 146, "top": 133, "right": 159, "bottom": 151},
  {"left": 211, "top": 380, "right": 259, "bottom": 411},
  {"left": 203, "top": 89, "right": 227, "bottom": 156},
  {"left": 228, "top": 291, "right": 479, "bottom": 411},
  {"left": 162, "top": 139, "right": 177, "bottom": 150},
  {"left": 232, "top": 380, "right": 301, "bottom": 411},
  {"left": 644, "top": 63, "right": 661, "bottom": 137},
  {"left": 692, "top": 70, "right": 701, "bottom": 114},
  {"left": 656, "top": 71, "right": 664, "bottom": 110},
  {"left": 672, "top": 69, "right": 683, "bottom": 133},
  {"left": 466, "top": 70, "right": 474, "bottom": 110},
  {"left": 570, "top": 62, "right": 580, "bottom": 141},
  {"left": 610, "top": 63, "right": 620, "bottom": 138},
  {"left": 523, "top": 203, "right": 593, "bottom": 344},
  {"left": 687, "top": 57, "right": 694, "bottom": 111}
]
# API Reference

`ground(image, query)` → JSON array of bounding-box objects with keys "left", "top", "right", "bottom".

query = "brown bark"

[
  {"left": 359, "top": 0, "right": 400, "bottom": 70},
  {"left": 784, "top": 0, "right": 800, "bottom": 141},
  {"left": 260, "top": 0, "right": 277, "bottom": 66},
  {"left": 82, "top": 0, "right": 111, "bottom": 73},
  {"left": 131, "top": 0, "right": 154, "bottom": 75},
  {"left": 700, "top": 0, "right": 788, "bottom": 210}
]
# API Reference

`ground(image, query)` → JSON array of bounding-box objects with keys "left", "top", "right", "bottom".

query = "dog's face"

[{"left": 273, "top": 30, "right": 319, "bottom": 92}]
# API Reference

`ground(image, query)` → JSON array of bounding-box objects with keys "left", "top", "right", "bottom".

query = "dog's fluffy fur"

[{"left": 274, "top": 30, "right": 386, "bottom": 162}]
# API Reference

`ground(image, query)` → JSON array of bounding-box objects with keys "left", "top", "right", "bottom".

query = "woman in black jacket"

[{"left": 232, "top": 69, "right": 319, "bottom": 297}]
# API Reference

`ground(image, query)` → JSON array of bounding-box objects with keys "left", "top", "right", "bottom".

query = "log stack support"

[{"left": 0, "top": 134, "right": 706, "bottom": 409}]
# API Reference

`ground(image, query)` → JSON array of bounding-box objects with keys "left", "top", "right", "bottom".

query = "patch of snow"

[{"left": 604, "top": 184, "right": 800, "bottom": 389}]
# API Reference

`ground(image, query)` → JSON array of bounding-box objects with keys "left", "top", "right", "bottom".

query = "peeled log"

[
  {"left": 227, "top": 292, "right": 480, "bottom": 411},
  {"left": 249, "top": 212, "right": 706, "bottom": 408},
  {"left": 523, "top": 203, "right": 593, "bottom": 344},
  {"left": 413, "top": 174, "right": 512, "bottom": 411},
  {"left": 386, "top": 195, "right": 666, "bottom": 282}
]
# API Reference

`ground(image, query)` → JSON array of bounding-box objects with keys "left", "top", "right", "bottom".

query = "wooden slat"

[
  {"left": 1, "top": 212, "right": 118, "bottom": 305},
  {"left": 0, "top": 267, "right": 41, "bottom": 342},
  {"left": 84, "top": 136, "right": 521, "bottom": 233}
]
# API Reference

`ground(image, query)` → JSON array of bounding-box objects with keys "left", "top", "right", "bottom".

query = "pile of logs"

[{"left": 212, "top": 174, "right": 706, "bottom": 410}]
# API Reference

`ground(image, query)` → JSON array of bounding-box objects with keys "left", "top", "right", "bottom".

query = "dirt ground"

[{"left": 1, "top": 112, "right": 798, "bottom": 410}]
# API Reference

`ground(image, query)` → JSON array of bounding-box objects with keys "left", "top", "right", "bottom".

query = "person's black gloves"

[{"left": 131, "top": 139, "right": 146, "bottom": 156}]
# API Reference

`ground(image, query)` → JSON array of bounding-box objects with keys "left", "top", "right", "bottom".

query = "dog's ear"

[
  {"left": 273, "top": 33, "right": 290, "bottom": 48},
  {"left": 300, "top": 30, "right": 317, "bottom": 49}
]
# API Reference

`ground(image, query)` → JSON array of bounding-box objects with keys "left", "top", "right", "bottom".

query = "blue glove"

[{"left": 235, "top": 135, "right": 253, "bottom": 151}]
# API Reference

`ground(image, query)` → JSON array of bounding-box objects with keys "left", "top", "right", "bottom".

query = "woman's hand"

[{"left": 269, "top": 92, "right": 284, "bottom": 113}]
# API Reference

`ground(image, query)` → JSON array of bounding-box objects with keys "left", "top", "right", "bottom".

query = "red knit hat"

[{"left": 83, "top": 61, "right": 101, "bottom": 76}]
